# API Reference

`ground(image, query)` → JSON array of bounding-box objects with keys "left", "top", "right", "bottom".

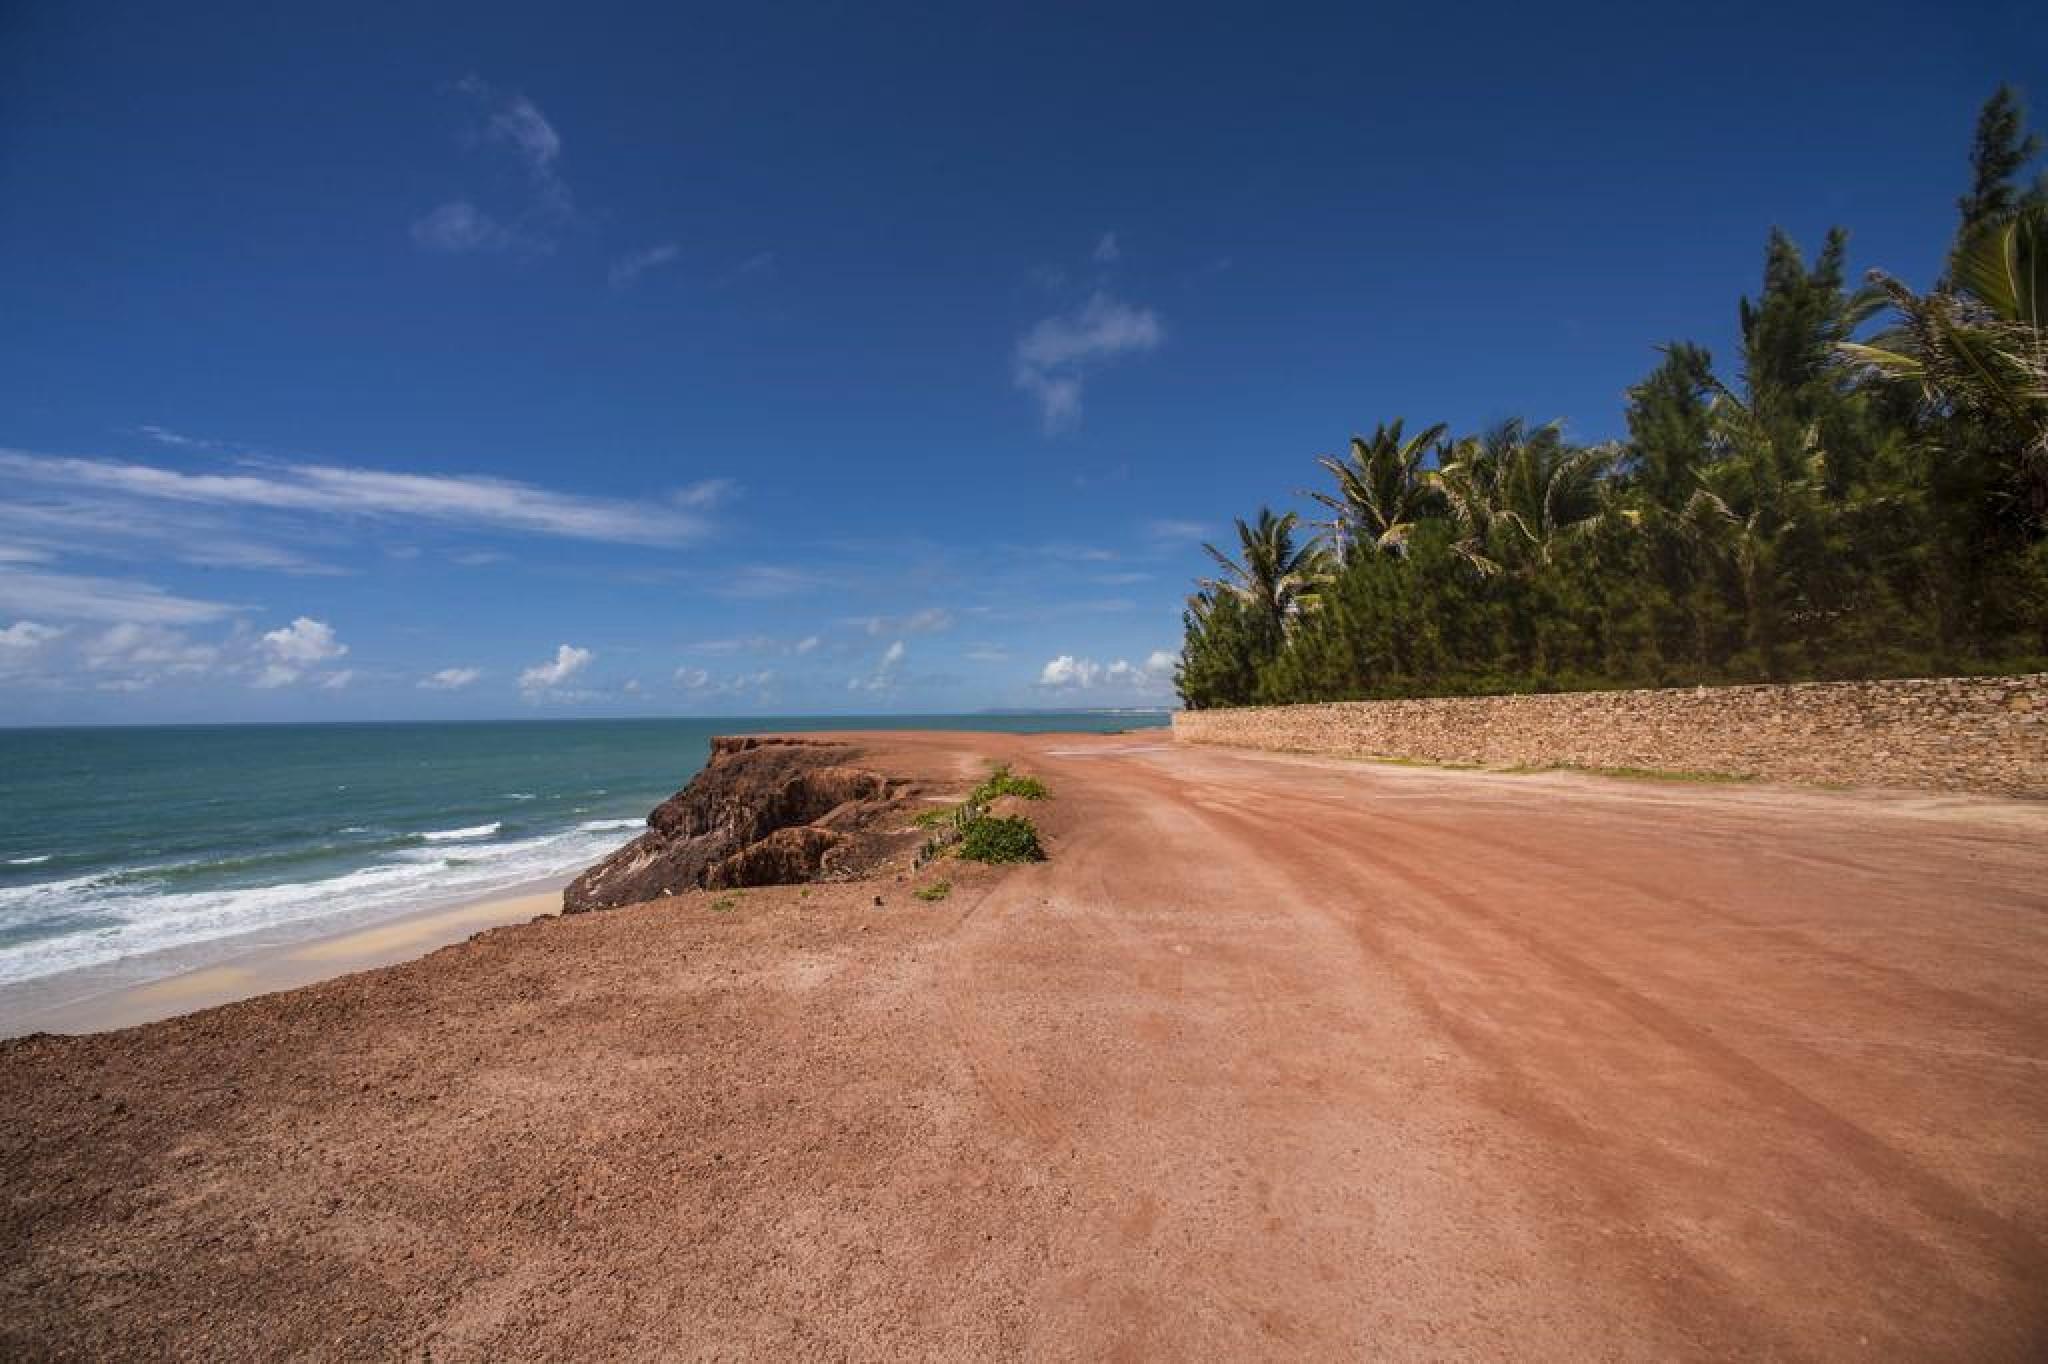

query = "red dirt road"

[{"left": 5, "top": 732, "right": 2048, "bottom": 1359}]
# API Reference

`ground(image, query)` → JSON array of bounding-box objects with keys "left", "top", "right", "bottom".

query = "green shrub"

[
  {"left": 957, "top": 815, "right": 1046, "bottom": 864},
  {"left": 913, "top": 880, "right": 952, "bottom": 902},
  {"left": 970, "top": 764, "right": 1049, "bottom": 804}
]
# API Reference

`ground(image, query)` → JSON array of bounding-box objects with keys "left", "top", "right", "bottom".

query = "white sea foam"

[
  {"left": 579, "top": 818, "right": 644, "bottom": 832},
  {"left": 0, "top": 818, "right": 643, "bottom": 988},
  {"left": 6, "top": 855, "right": 51, "bottom": 866},
  {"left": 503, "top": 792, "right": 536, "bottom": 801},
  {"left": 420, "top": 822, "right": 500, "bottom": 842}
]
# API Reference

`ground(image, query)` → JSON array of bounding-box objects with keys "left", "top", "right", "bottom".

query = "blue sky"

[{"left": 0, "top": 2, "right": 2037, "bottom": 724}]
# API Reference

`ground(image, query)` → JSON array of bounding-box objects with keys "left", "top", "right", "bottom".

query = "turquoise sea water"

[{"left": 0, "top": 713, "right": 1164, "bottom": 990}]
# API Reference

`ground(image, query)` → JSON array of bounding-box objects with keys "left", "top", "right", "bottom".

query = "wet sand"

[{"left": 4, "top": 730, "right": 2047, "bottom": 1359}]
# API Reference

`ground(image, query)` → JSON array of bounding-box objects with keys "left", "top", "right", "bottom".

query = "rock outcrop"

[{"left": 562, "top": 737, "right": 908, "bottom": 912}]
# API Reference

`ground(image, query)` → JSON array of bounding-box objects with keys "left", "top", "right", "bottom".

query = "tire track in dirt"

[{"left": 1186, "top": 774, "right": 2048, "bottom": 1357}]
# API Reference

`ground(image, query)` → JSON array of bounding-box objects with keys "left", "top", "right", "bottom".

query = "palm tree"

[
  {"left": 1679, "top": 385, "right": 1832, "bottom": 672},
  {"left": 1200, "top": 507, "right": 1333, "bottom": 636},
  {"left": 1427, "top": 419, "right": 1614, "bottom": 573},
  {"left": 1306, "top": 419, "right": 1447, "bottom": 559},
  {"left": 1840, "top": 206, "right": 2048, "bottom": 518}
]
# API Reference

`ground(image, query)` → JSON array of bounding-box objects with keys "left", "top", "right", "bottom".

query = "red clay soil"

[{"left": 4, "top": 731, "right": 2048, "bottom": 1360}]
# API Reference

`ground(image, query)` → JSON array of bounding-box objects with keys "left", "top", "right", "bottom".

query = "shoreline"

[{"left": 0, "top": 878, "right": 566, "bottom": 1038}]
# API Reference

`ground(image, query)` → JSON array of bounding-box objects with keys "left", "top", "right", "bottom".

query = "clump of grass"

[
  {"left": 913, "top": 880, "right": 952, "bottom": 902},
  {"left": 914, "top": 763, "right": 1053, "bottom": 867},
  {"left": 957, "top": 815, "right": 1046, "bottom": 864},
  {"left": 970, "top": 763, "right": 1049, "bottom": 804},
  {"left": 709, "top": 895, "right": 739, "bottom": 912}
]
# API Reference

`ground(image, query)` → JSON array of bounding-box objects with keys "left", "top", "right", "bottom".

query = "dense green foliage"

[
  {"left": 956, "top": 815, "right": 1047, "bottom": 864},
  {"left": 1179, "top": 89, "right": 2048, "bottom": 709}
]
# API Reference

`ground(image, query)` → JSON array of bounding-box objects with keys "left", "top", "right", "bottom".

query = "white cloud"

[
  {"left": 0, "top": 565, "right": 236, "bottom": 624},
  {"left": 1038, "top": 654, "right": 1099, "bottom": 688},
  {"left": 420, "top": 666, "right": 482, "bottom": 690},
  {"left": 0, "top": 621, "right": 64, "bottom": 677},
  {"left": 410, "top": 200, "right": 518, "bottom": 254},
  {"left": 1037, "top": 649, "right": 1175, "bottom": 694},
  {"left": 1146, "top": 518, "right": 1208, "bottom": 543},
  {"left": 1014, "top": 292, "right": 1163, "bottom": 433},
  {"left": 0, "top": 449, "right": 707, "bottom": 547},
  {"left": 487, "top": 93, "right": 562, "bottom": 177},
  {"left": 848, "top": 607, "right": 954, "bottom": 637},
  {"left": 675, "top": 665, "right": 775, "bottom": 699},
  {"left": 793, "top": 634, "right": 819, "bottom": 655},
  {"left": 320, "top": 669, "right": 355, "bottom": 690},
  {"left": 965, "top": 643, "right": 1009, "bottom": 663},
  {"left": 136, "top": 424, "right": 220, "bottom": 450},
  {"left": 610, "top": 242, "right": 681, "bottom": 289},
  {"left": 415, "top": 77, "right": 573, "bottom": 254},
  {"left": 848, "top": 639, "right": 906, "bottom": 694},
  {"left": 254, "top": 616, "right": 347, "bottom": 688},
  {"left": 1092, "top": 231, "right": 1121, "bottom": 263},
  {"left": 713, "top": 565, "right": 819, "bottom": 599},
  {"left": 520, "top": 643, "right": 592, "bottom": 693},
  {"left": 672, "top": 477, "right": 739, "bottom": 509},
  {"left": 83, "top": 623, "right": 218, "bottom": 677},
  {"left": 261, "top": 616, "right": 346, "bottom": 666}
]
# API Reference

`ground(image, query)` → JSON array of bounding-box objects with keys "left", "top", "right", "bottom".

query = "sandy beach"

[
  {"left": 5, "top": 729, "right": 2048, "bottom": 1358},
  {"left": 0, "top": 885, "right": 566, "bottom": 1038}
]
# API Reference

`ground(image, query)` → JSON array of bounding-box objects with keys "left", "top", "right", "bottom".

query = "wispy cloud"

[
  {"left": 1145, "top": 518, "right": 1208, "bottom": 543},
  {"left": 0, "top": 565, "right": 237, "bottom": 624},
  {"left": 0, "top": 621, "right": 66, "bottom": 678},
  {"left": 609, "top": 242, "right": 681, "bottom": 289},
  {"left": 420, "top": 666, "right": 483, "bottom": 690},
  {"left": 845, "top": 607, "right": 954, "bottom": 637},
  {"left": 0, "top": 449, "right": 710, "bottom": 547},
  {"left": 676, "top": 665, "right": 776, "bottom": 698},
  {"left": 1013, "top": 292, "right": 1163, "bottom": 433},
  {"left": 411, "top": 200, "right": 525, "bottom": 254},
  {"left": 135, "top": 424, "right": 221, "bottom": 451},
  {"left": 1092, "top": 231, "right": 1121, "bottom": 264},
  {"left": 414, "top": 75, "right": 573, "bottom": 255},
  {"left": 847, "top": 639, "right": 905, "bottom": 694},
  {"left": 713, "top": 564, "right": 820, "bottom": 599},
  {"left": 673, "top": 477, "right": 739, "bottom": 510}
]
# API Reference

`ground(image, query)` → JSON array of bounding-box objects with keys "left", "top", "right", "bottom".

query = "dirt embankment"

[{"left": 5, "top": 731, "right": 2048, "bottom": 1360}]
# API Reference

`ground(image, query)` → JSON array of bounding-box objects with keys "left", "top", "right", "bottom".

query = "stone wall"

[{"left": 1171, "top": 674, "right": 2048, "bottom": 798}]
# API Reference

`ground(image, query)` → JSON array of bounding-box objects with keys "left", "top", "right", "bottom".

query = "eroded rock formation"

[{"left": 562, "top": 737, "right": 908, "bottom": 912}]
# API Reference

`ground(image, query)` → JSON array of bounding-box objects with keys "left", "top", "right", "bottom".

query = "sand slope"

[{"left": 4, "top": 731, "right": 2047, "bottom": 1359}]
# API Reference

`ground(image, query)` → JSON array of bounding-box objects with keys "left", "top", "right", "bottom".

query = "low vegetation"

[
  {"left": 956, "top": 815, "right": 1047, "bottom": 864},
  {"left": 970, "top": 764, "right": 1049, "bottom": 803},
  {"left": 1180, "top": 87, "right": 2048, "bottom": 709},
  {"left": 913, "top": 880, "right": 952, "bottom": 902},
  {"left": 915, "top": 763, "right": 1051, "bottom": 866}
]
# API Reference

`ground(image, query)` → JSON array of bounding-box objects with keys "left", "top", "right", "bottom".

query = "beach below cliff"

[{"left": 5, "top": 729, "right": 2047, "bottom": 1359}]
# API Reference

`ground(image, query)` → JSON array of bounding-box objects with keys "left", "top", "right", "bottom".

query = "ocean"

[{"left": 0, "top": 713, "right": 1165, "bottom": 996}]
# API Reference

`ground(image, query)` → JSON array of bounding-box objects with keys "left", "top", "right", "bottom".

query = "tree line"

[{"left": 1178, "top": 87, "right": 2048, "bottom": 709}]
